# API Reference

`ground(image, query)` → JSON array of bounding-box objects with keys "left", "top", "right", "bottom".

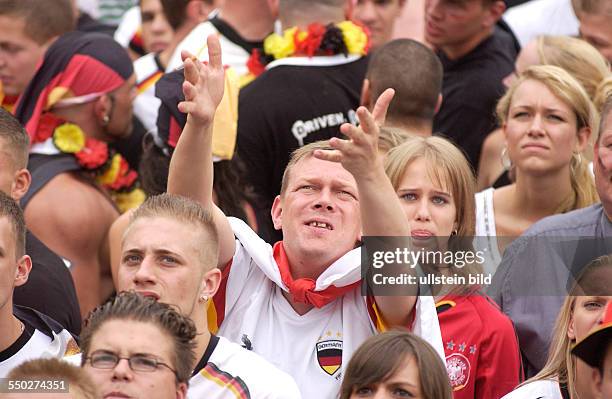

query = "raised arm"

[
  {"left": 167, "top": 35, "right": 236, "bottom": 267},
  {"left": 314, "top": 89, "right": 416, "bottom": 326}
]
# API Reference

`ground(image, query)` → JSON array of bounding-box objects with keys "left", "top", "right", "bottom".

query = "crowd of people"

[{"left": 0, "top": 0, "right": 611, "bottom": 398}]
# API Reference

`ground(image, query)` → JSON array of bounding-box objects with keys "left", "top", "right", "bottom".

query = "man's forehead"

[{"left": 291, "top": 156, "right": 356, "bottom": 186}]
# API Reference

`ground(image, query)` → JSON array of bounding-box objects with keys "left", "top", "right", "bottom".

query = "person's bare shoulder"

[{"left": 24, "top": 172, "right": 119, "bottom": 260}]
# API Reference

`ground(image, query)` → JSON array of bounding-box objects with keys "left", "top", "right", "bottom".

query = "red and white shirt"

[{"left": 436, "top": 293, "right": 522, "bottom": 399}]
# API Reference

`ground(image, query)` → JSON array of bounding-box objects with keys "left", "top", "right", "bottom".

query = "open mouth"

[
  {"left": 305, "top": 221, "right": 333, "bottom": 230},
  {"left": 137, "top": 290, "right": 160, "bottom": 300}
]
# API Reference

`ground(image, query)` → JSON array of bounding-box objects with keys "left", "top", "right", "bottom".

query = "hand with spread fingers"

[
  {"left": 177, "top": 34, "right": 225, "bottom": 128},
  {"left": 313, "top": 88, "right": 395, "bottom": 178}
]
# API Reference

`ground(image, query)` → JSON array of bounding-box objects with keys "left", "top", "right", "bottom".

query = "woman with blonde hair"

[
  {"left": 384, "top": 136, "right": 522, "bottom": 399},
  {"left": 475, "top": 65, "right": 599, "bottom": 266},
  {"left": 339, "top": 330, "right": 452, "bottom": 399},
  {"left": 478, "top": 35, "right": 610, "bottom": 190},
  {"left": 502, "top": 254, "right": 612, "bottom": 398}
]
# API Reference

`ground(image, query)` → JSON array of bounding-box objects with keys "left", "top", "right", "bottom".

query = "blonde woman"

[
  {"left": 478, "top": 35, "right": 610, "bottom": 190},
  {"left": 475, "top": 65, "right": 599, "bottom": 267},
  {"left": 502, "top": 254, "right": 612, "bottom": 398},
  {"left": 385, "top": 137, "right": 522, "bottom": 399}
]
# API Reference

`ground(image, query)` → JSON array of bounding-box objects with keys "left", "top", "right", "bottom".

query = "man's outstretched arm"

[
  {"left": 314, "top": 89, "right": 417, "bottom": 327},
  {"left": 167, "top": 35, "right": 236, "bottom": 267}
]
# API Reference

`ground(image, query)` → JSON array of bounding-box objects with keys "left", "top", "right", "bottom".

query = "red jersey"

[{"left": 437, "top": 293, "right": 522, "bottom": 399}]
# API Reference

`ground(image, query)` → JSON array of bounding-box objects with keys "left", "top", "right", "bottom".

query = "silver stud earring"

[
  {"left": 102, "top": 115, "right": 110, "bottom": 125},
  {"left": 200, "top": 294, "right": 208, "bottom": 303}
]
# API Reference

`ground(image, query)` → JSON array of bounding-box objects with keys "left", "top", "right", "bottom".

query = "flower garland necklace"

[
  {"left": 243, "top": 21, "right": 370, "bottom": 85},
  {"left": 33, "top": 113, "right": 146, "bottom": 213}
]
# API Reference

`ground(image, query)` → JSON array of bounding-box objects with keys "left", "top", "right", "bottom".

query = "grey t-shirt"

[{"left": 488, "top": 204, "right": 612, "bottom": 377}]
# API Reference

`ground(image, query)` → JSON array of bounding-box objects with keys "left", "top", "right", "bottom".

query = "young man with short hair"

[
  {"left": 80, "top": 292, "right": 196, "bottom": 399},
  {"left": 353, "top": 0, "right": 406, "bottom": 49},
  {"left": 115, "top": 194, "right": 301, "bottom": 397},
  {"left": 0, "top": 192, "right": 78, "bottom": 377},
  {"left": 425, "top": 0, "right": 516, "bottom": 170},
  {"left": 0, "top": 0, "right": 75, "bottom": 111},
  {"left": 361, "top": 38, "right": 443, "bottom": 137}
]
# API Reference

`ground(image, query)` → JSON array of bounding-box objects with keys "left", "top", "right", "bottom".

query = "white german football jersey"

[
  {"left": 188, "top": 335, "right": 301, "bottom": 399},
  {"left": 1, "top": 307, "right": 79, "bottom": 377},
  {"left": 207, "top": 218, "right": 444, "bottom": 398},
  {"left": 64, "top": 336, "right": 300, "bottom": 398}
]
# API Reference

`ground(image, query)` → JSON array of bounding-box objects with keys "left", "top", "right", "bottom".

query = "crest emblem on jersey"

[
  {"left": 446, "top": 353, "right": 470, "bottom": 391},
  {"left": 316, "top": 340, "right": 342, "bottom": 376}
]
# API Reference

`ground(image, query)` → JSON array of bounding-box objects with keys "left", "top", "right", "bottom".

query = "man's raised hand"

[
  {"left": 177, "top": 34, "right": 225, "bottom": 127},
  {"left": 313, "top": 88, "right": 395, "bottom": 178}
]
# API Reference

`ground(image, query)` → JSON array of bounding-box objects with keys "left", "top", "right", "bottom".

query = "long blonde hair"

[
  {"left": 525, "top": 255, "right": 612, "bottom": 395},
  {"left": 497, "top": 65, "right": 599, "bottom": 213}
]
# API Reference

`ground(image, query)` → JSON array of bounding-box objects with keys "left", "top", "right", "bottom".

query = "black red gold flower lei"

[{"left": 33, "top": 113, "right": 145, "bottom": 212}]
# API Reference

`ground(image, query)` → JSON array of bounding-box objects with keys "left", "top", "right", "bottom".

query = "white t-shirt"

[
  {"left": 133, "top": 52, "right": 163, "bottom": 132},
  {"left": 0, "top": 308, "right": 79, "bottom": 377},
  {"left": 188, "top": 335, "right": 301, "bottom": 399},
  {"left": 502, "top": 379, "right": 563, "bottom": 399},
  {"left": 208, "top": 218, "right": 444, "bottom": 399},
  {"left": 166, "top": 20, "right": 251, "bottom": 74},
  {"left": 503, "top": 0, "right": 579, "bottom": 48}
]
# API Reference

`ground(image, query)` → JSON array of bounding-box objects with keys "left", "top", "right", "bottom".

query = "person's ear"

[
  {"left": 593, "top": 366, "right": 604, "bottom": 399},
  {"left": 434, "top": 94, "right": 443, "bottom": 114},
  {"left": 567, "top": 307, "right": 576, "bottom": 341},
  {"left": 482, "top": 0, "right": 505, "bottom": 28},
  {"left": 271, "top": 195, "right": 283, "bottom": 230},
  {"left": 93, "top": 94, "right": 112, "bottom": 126},
  {"left": 14, "top": 255, "right": 32, "bottom": 287},
  {"left": 199, "top": 267, "right": 222, "bottom": 302},
  {"left": 361, "top": 79, "right": 372, "bottom": 109},
  {"left": 176, "top": 381, "right": 188, "bottom": 399},
  {"left": 10, "top": 168, "right": 31, "bottom": 201},
  {"left": 576, "top": 126, "right": 592, "bottom": 153}
]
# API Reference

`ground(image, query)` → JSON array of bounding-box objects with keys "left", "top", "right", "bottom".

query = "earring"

[
  {"left": 451, "top": 229, "right": 458, "bottom": 236},
  {"left": 500, "top": 146, "right": 512, "bottom": 170},
  {"left": 199, "top": 294, "right": 208, "bottom": 303},
  {"left": 102, "top": 115, "right": 110, "bottom": 126}
]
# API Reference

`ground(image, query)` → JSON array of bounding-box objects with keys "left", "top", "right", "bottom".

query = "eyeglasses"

[{"left": 86, "top": 351, "right": 178, "bottom": 376}]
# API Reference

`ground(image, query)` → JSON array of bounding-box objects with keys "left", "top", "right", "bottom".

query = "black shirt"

[
  {"left": 13, "top": 231, "right": 81, "bottom": 336},
  {"left": 236, "top": 56, "right": 368, "bottom": 243},
  {"left": 433, "top": 26, "right": 517, "bottom": 172}
]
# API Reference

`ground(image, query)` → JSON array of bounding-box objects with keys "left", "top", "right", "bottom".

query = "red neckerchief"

[{"left": 273, "top": 241, "right": 360, "bottom": 308}]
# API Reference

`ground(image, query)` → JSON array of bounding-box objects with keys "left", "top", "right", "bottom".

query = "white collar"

[{"left": 266, "top": 54, "right": 362, "bottom": 70}]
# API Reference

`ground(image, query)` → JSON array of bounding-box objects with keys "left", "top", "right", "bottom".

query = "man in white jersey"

[
  {"left": 167, "top": 35, "right": 443, "bottom": 398},
  {"left": 81, "top": 292, "right": 194, "bottom": 399},
  {"left": 0, "top": 192, "right": 78, "bottom": 377},
  {"left": 115, "top": 193, "right": 301, "bottom": 398}
]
